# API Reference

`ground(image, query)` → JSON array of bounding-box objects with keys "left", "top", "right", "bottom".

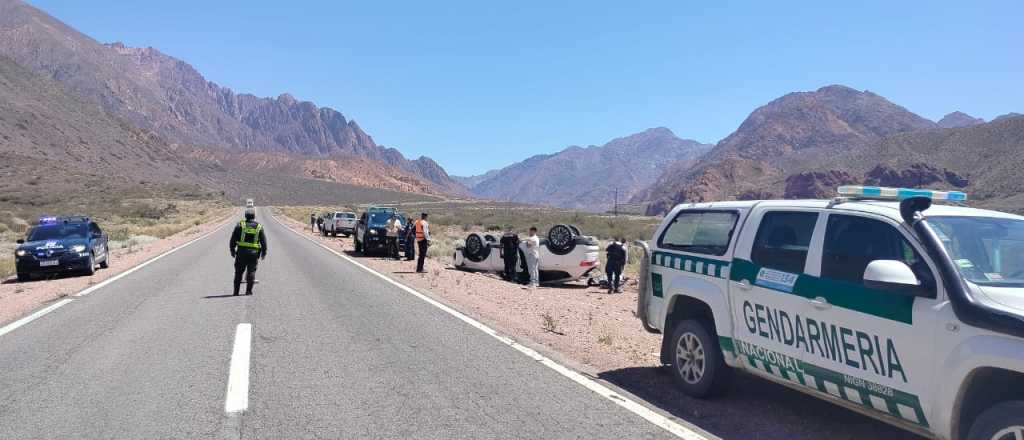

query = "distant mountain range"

[
  {"left": 456, "top": 128, "right": 711, "bottom": 211},
  {"left": 0, "top": 0, "right": 464, "bottom": 196},
  {"left": 2, "top": 0, "right": 1021, "bottom": 214},
  {"left": 634, "top": 85, "right": 1023, "bottom": 215}
]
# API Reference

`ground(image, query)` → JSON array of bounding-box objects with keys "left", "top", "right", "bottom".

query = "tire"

[
  {"left": 17, "top": 272, "right": 30, "bottom": 282},
  {"left": 546, "top": 224, "right": 577, "bottom": 255},
  {"left": 464, "top": 233, "right": 491, "bottom": 263},
  {"left": 668, "top": 319, "right": 732, "bottom": 398},
  {"left": 84, "top": 255, "right": 96, "bottom": 276},
  {"left": 568, "top": 224, "right": 581, "bottom": 236},
  {"left": 99, "top": 255, "right": 109, "bottom": 269},
  {"left": 968, "top": 401, "right": 1024, "bottom": 440},
  {"left": 355, "top": 237, "right": 363, "bottom": 253}
]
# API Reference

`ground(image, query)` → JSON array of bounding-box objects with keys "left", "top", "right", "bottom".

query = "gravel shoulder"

[
  {"left": 275, "top": 210, "right": 926, "bottom": 440},
  {"left": 0, "top": 212, "right": 234, "bottom": 327}
]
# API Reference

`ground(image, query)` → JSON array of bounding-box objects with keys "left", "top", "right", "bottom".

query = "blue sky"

[{"left": 30, "top": 0, "right": 1024, "bottom": 176}]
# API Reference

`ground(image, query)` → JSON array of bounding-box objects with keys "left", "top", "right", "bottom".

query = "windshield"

[
  {"left": 368, "top": 212, "right": 396, "bottom": 225},
  {"left": 929, "top": 216, "right": 1024, "bottom": 287},
  {"left": 27, "top": 223, "right": 88, "bottom": 241}
]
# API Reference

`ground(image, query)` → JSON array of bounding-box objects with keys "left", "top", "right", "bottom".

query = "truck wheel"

[
  {"left": 669, "top": 319, "right": 732, "bottom": 398},
  {"left": 968, "top": 402, "right": 1024, "bottom": 440},
  {"left": 100, "top": 255, "right": 109, "bottom": 269}
]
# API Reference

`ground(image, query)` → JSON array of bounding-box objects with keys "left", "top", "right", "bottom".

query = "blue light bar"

[
  {"left": 38, "top": 216, "right": 58, "bottom": 225},
  {"left": 837, "top": 186, "right": 968, "bottom": 202}
]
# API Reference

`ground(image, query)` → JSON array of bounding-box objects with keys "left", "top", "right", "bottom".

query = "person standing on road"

[
  {"left": 229, "top": 208, "right": 267, "bottom": 296},
  {"left": 522, "top": 227, "right": 540, "bottom": 289},
  {"left": 499, "top": 227, "right": 520, "bottom": 282},
  {"left": 414, "top": 213, "right": 430, "bottom": 273},
  {"left": 310, "top": 212, "right": 317, "bottom": 233},
  {"left": 605, "top": 237, "right": 627, "bottom": 294},
  {"left": 385, "top": 214, "right": 402, "bottom": 260},
  {"left": 316, "top": 215, "right": 324, "bottom": 235}
]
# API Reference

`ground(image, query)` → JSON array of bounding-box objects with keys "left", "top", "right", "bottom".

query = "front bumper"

[{"left": 16, "top": 253, "right": 92, "bottom": 274}]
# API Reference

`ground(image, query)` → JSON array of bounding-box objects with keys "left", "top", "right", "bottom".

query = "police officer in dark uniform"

[
  {"left": 230, "top": 209, "right": 267, "bottom": 296},
  {"left": 499, "top": 227, "right": 520, "bottom": 282}
]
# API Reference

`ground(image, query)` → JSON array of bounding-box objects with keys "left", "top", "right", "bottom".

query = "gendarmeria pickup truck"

[{"left": 635, "top": 186, "right": 1024, "bottom": 440}]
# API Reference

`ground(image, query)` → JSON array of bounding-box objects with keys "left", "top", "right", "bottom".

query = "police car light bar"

[
  {"left": 837, "top": 186, "right": 968, "bottom": 202},
  {"left": 38, "top": 216, "right": 58, "bottom": 225}
]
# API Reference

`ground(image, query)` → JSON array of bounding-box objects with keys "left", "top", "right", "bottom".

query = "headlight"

[
  {"left": 15, "top": 249, "right": 26, "bottom": 257},
  {"left": 369, "top": 229, "right": 377, "bottom": 235},
  {"left": 71, "top": 245, "right": 87, "bottom": 253}
]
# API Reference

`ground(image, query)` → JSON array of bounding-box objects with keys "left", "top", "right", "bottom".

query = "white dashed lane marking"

[{"left": 225, "top": 323, "right": 253, "bottom": 414}]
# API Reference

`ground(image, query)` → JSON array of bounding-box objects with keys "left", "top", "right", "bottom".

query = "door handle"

[
  {"left": 809, "top": 296, "right": 831, "bottom": 310},
  {"left": 733, "top": 280, "right": 752, "bottom": 291}
]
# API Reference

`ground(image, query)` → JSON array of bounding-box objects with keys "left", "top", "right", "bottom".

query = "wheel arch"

[
  {"left": 660, "top": 288, "right": 731, "bottom": 365},
  {"left": 939, "top": 335, "right": 1024, "bottom": 440}
]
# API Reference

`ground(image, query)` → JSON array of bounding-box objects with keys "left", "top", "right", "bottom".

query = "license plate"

[{"left": 39, "top": 260, "right": 59, "bottom": 267}]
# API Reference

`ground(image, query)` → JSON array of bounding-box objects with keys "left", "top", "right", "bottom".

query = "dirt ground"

[
  {"left": 0, "top": 214, "right": 234, "bottom": 327},
  {"left": 274, "top": 211, "right": 926, "bottom": 440}
]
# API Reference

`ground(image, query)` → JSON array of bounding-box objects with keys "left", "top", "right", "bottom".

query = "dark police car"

[{"left": 14, "top": 216, "right": 109, "bottom": 281}]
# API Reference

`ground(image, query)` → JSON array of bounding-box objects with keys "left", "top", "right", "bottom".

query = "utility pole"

[{"left": 614, "top": 188, "right": 618, "bottom": 217}]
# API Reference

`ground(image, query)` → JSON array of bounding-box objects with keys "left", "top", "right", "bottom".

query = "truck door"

[
  {"left": 730, "top": 209, "right": 823, "bottom": 391},
  {"left": 799, "top": 212, "right": 940, "bottom": 430}
]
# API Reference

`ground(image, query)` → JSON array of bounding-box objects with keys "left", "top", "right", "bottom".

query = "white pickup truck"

[
  {"left": 636, "top": 186, "right": 1024, "bottom": 440},
  {"left": 323, "top": 211, "right": 356, "bottom": 237}
]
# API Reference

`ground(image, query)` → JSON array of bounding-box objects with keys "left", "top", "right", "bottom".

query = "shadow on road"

[
  {"left": 598, "top": 366, "right": 926, "bottom": 440},
  {"left": 203, "top": 294, "right": 246, "bottom": 299}
]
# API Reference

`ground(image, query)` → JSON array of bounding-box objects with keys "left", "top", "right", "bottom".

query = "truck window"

[
  {"left": 822, "top": 214, "right": 935, "bottom": 292},
  {"left": 658, "top": 211, "right": 737, "bottom": 256},
  {"left": 751, "top": 211, "right": 818, "bottom": 273}
]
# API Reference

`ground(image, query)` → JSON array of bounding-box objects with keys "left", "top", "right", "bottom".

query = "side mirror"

[
  {"left": 16, "top": 239, "right": 25, "bottom": 244},
  {"left": 864, "top": 260, "right": 923, "bottom": 296}
]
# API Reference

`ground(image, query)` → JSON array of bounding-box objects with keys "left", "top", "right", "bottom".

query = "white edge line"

[
  {"left": 0, "top": 298, "right": 75, "bottom": 338},
  {"left": 225, "top": 322, "right": 252, "bottom": 413},
  {"left": 0, "top": 217, "right": 234, "bottom": 340},
  {"left": 272, "top": 212, "right": 716, "bottom": 440}
]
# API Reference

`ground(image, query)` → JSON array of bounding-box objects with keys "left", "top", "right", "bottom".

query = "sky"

[{"left": 30, "top": 0, "right": 1024, "bottom": 176}]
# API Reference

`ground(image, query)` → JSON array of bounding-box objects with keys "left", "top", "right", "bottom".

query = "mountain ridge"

[
  {"left": 466, "top": 127, "right": 712, "bottom": 211},
  {"left": 0, "top": 0, "right": 464, "bottom": 194}
]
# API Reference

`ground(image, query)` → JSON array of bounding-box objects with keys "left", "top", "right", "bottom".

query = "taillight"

[{"left": 580, "top": 260, "right": 598, "bottom": 267}]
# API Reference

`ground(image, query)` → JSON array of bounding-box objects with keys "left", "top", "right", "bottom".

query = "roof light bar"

[
  {"left": 38, "top": 216, "right": 58, "bottom": 225},
  {"left": 837, "top": 186, "right": 968, "bottom": 202}
]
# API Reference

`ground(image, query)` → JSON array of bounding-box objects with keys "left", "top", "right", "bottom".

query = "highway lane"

[{"left": 0, "top": 208, "right": 686, "bottom": 439}]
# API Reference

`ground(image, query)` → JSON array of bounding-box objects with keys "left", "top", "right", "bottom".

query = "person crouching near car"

[
  {"left": 385, "top": 214, "right": 402, "bottom": 260},
  {"left": 499, "top": 226, "right": 520, "bottom": 282},
  {"left": 522, "top": 227, "right": 541, "bottom": 289},
  {"left": 605, "top": 237, "right": 627, "bottom": 293}
]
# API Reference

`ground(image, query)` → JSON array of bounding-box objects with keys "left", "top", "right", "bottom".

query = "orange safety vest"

[{"left": 415, "top": 219, "right": 426, "bottom": 241}]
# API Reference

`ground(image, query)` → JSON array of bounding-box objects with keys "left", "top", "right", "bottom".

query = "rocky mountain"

[
  {"left": 0, "top": 0, "right": 463, "bottom": 194},
  {"left": 937, "top": 111, "right": 985, "bottom": 128},
  {"left": 994, "top": 113, "right": 1023, "bottom": 122},
  {"left": 466, "top": 128, "right": 711, "bottom": 211},
  {"left": 639, "top": 85, "right": 939, "bottom": 214},
  {"left": 452, "top": 169, "right": 502, "bottom": 189}
]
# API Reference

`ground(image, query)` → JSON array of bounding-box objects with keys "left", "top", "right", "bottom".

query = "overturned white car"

[{"left": 452, "top": 224, "right": 601, "bottom": 284}]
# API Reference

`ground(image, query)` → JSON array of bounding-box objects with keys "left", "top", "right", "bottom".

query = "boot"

[
  {"left": 245, "top": 275, "right": 255, "bottom": 295},
  {"left": 233, "top": 283, "right": 240, "bottom": 296}
]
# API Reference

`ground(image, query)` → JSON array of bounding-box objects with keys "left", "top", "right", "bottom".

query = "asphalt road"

[{"left": 0, "top": 208, "right": 684, "bottom": 440}]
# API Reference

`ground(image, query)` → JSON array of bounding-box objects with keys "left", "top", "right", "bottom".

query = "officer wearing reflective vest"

[{"left": 229, "top": 209, "right": 267, "bottom": 296}]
